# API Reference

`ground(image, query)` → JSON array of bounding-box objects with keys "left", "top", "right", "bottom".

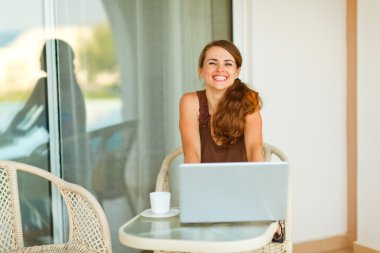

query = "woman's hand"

[{"left": 272, "top": 221, "right": 285, "bottom": 243}]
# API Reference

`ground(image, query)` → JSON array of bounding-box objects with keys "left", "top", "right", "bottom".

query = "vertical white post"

[
  {"left": 43, "top": 0, "right": 64, "bottom": 243},
  {"left": 232, "top": 0, "right": 253, "bottom": 85}
]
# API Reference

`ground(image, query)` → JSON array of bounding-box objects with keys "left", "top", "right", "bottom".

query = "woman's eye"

[{"left": 208, "top": 62, "right": 216, "bottom": 65}]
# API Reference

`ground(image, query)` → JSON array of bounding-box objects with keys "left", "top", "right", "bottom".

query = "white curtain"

[{"left": 102, "top": 0, "right": 230, "bottom": 251}]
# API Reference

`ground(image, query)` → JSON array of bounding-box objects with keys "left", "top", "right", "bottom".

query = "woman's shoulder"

[
  {"left": 180, "top": 91, "right": 202, "bottom": 112},
  {"left": 180, "top": 91, "right": 199, "bottom": 104}
]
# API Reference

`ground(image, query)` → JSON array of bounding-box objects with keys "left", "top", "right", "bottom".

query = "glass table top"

[{"left": 122, "top": 212, "right": 276, "bottom": 242}]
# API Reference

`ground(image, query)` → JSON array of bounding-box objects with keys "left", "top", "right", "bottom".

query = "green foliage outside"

[
  {"left": 0, "top": 91, "right": 29, "bottom": 102},
  {"left": 79, "top": 23, "right": 119, "bottom": 97},
  {"left": 84, "top": 84, "right": 120, "bottom": 99}
]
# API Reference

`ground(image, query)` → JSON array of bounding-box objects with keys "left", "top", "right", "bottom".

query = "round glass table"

[{"left": 119, "top": 209, "right": 277, "bottom": 253}]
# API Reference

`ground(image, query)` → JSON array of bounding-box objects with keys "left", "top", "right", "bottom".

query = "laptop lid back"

[{"left": 178, "top": 162, "right": 288, "bottom": 223}]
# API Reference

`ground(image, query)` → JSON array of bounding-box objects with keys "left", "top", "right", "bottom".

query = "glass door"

[{"left": 0, "top": 0, "right": 53, "bottom": 246}]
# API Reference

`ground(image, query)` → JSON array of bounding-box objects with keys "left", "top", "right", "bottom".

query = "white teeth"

[{"left": 214, "top": 76, "right": 227, "bottom": 81}]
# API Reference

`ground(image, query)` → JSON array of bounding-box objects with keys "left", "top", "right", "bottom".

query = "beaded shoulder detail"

[{"left": 196, "top": 90, "right": 210, "bottom": 128}]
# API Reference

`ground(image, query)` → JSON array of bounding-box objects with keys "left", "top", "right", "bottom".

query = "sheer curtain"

[
  {"left": 102, "top": 0, "right": 231, "bottom": 251},
  {"left": 103, "top": 0, "right": 231, "bottom": 208}
]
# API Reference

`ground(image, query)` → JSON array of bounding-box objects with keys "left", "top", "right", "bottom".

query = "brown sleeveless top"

[{"left": 197, "top": 90, "right": 248, "bottom": 163}]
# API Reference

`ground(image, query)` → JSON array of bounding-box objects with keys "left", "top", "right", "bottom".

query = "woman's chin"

[{"left": 209, "top": 83, "right": 233, "bottom": 91}]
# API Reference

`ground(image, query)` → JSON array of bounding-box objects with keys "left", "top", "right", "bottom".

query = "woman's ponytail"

[{"left": 211, "top": 79, "right": 261, "bottom": 146}]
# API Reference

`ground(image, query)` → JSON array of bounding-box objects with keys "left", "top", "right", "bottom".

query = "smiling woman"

[
  {"left": 178, "top": 39, "right": 287, "bottom": 242},
  {"left": 179, "top": 40, "right": 263, "bottom": 163}
]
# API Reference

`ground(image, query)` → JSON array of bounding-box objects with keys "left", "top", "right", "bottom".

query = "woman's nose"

[{"left": 216, "top": 63, "right": 224, "bottom": 71}]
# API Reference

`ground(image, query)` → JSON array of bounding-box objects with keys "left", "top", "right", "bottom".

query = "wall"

[
  {"left": 357, "top": 0, "right": 380, "bottom": 251},
  {"left": 233, "top": 0, "right": 347, "bottom": 243}
]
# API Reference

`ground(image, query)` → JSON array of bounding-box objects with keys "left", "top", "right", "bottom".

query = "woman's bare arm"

[
  {"left": 179, "top": 92, "right": 201, "bottom": 163},
  {"left": 244, "top": 110, "right": 264, "bottom": 162}
]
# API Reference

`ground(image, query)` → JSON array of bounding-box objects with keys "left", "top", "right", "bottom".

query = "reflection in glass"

[
  {"left": 54, "top": 38, "right": 87, "bottom": 186},
  {"left": 0, "top": 1, "right": 51, "bottom": 245}
]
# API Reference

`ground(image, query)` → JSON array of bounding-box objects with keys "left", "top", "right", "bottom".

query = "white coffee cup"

[{"left": 150, "top": 191, "right": 171, "bottom": 214}]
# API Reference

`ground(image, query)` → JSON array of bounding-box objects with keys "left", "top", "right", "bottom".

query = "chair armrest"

[{"left": 155, "top": 147, "right": 183, "bottom": 192}]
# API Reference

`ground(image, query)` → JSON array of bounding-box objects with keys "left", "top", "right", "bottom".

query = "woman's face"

[{"left": 199, "top": 46, "right": 240, "bottom": 92}]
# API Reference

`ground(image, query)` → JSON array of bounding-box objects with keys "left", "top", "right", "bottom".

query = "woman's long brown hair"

[{"left": 199, "top": 40, "right": 262, "bottom": 146}]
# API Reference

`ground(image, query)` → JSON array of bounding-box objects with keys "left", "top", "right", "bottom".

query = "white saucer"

[{"left": 141, "top": 208, "right": 179, "bottom": 218}]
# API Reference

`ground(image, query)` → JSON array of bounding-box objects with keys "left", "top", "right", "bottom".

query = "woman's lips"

[{"left": 213, "top": 75, "right": 227, "bottom": 81}]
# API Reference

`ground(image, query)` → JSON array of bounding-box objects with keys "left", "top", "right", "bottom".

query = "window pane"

[{"left": 0, "top": 0, "right": 53, "bottom": 246}]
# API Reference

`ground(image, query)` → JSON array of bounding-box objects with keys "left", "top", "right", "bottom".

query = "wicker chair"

[
  {"left": 155, "top": 143, "right": 292, "bottom": 253},
  {"left": 0, "top": 160, "right": 112, "bottom": 253}
]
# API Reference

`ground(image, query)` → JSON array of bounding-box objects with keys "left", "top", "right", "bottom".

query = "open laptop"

[{"left": 178, "top": 162, "right": 288, "bottom": 223}]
